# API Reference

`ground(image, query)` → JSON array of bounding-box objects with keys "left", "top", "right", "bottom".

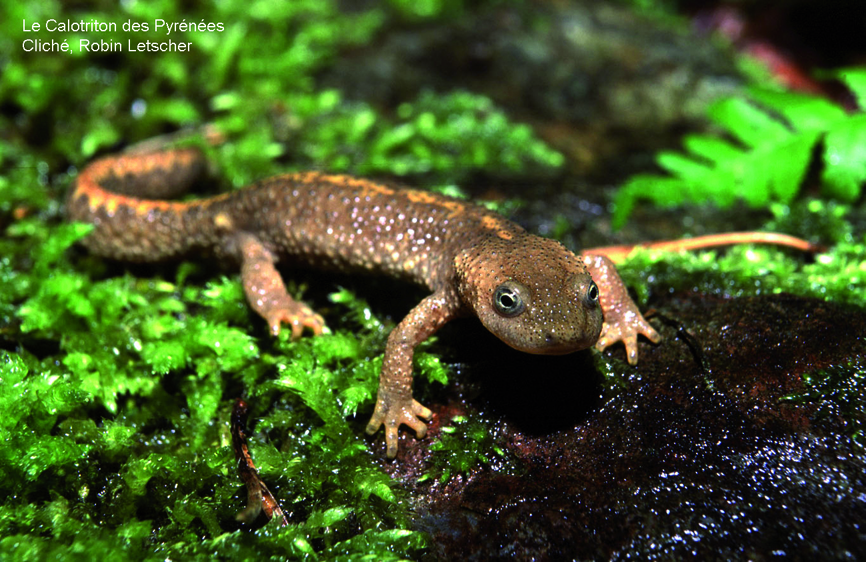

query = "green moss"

[
  {"left": 0, "top": 498, "right": 155, "bottom": 560},
  {"left": 0, "top": 227, "right": 428, "bottom": 558},
  {"left": 270, "top": 88, "right": 563, "bottom": 184},
  {"left": 423, "top": 415, "right": 519, "bottom": 484},
  {"left": 0, "top": 174, "right": 439, "bottom": 557},
  {"left": 613, "top": 201, "right": 866, "bottom": 308},
  {"left": 386, "top": 0, "right": 464, "bottom": 21},
  {"left": 0, "top": 204, "right": 440, "bottom": 557},
  {"left": 0, "top": 352, "right": 91, "bottom": 489}
]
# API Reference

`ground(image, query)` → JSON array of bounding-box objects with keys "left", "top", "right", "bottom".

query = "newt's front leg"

[
  {"left": 581, "top": 252, "right": 661, "bottom": 364},
  {"left": 234, "top": 232, "right": 325, "bottom": 339},
  {"left": 366, "top": 288, "right": 465, "bottom": 458}
]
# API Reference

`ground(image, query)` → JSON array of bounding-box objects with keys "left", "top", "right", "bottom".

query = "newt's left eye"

[{"left": 493, "top": 281, "right": 528, "bottom": 317}]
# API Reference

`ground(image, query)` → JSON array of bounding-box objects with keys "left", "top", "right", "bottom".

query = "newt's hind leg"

[{"left": 234, "top": 232, "right": 325, "bottom": 339}]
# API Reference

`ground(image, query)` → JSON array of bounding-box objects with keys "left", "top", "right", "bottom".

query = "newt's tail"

[
  {"left": 586, "top": 232, "right": 820, "bottom": 264},
  {"left": 67, "top": 149, "right": 215, "bottom": 261}
]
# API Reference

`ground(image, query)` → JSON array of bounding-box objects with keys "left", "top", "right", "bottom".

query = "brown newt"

[{"left": 67, "top": 149, "right": 815, "bottom": 457}]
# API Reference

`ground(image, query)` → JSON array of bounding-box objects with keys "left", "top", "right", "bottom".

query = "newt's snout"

[{"left": 503, "top": 291, "right": 603, "bottom": 355}]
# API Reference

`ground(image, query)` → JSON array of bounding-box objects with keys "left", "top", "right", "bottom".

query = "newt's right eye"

[
  {"left": 493, "top": 281, "right": 529, "bottom": 317},
  {"left": 587, "top": 281, "right": 599, "bottom": 304}
]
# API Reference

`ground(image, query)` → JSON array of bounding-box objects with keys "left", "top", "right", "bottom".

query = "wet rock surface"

[{"left": 379, "top": 293, "right": 866, "bottom": 559}]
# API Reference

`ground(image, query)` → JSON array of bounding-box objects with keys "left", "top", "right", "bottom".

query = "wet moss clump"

[
  {"left": 422, "top": 414, "right": 518, "bottom": 485},
  {"left": 0, "top": 221, "right": 432, "bottom": 559},
  {"left": 615, "top": 201, "right": 866, "bottom": 308}
]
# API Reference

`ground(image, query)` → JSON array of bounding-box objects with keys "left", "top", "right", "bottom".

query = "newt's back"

[{"left": 68, "top": 149, "right": 523, "bottom": 291}]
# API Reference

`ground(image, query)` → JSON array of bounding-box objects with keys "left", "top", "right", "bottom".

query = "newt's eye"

[
  {"left": 493, "top": 281, "right": 528, "bottom": 317},
  {"left": 587, "top": 281, "right": 600, "bottom": 304}
]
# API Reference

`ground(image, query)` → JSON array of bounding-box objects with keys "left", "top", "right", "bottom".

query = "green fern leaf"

[
  {"left": 837, "top": 68, "right": 866, "bottom": 110},
  {"left": 657, "top": 151, "right": 712, "bottom": 182},
  {"left": 708, "top": 97, "right": 791, "bottom": 147},
  {"left": 612, "top": 175, "right": 686, "bottom": 230},
  {"left": 756, "top": 131, "right": 820, "bottom": 203},
  {"left": 613, "top": 67, "right": 866, "bottom": 228},
  {"left": 748, "top": 89, "right": 846, "bottom": 130},
  {"left": 682, "top": 135, "right": 744, "bottom": 165},
  {"left": 823, "top": 113, "right": 866, "bottom": 201}
]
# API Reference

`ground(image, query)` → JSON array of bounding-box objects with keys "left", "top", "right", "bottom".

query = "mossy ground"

[{"left": 2, "top": 0, "right": 865, "bottom": 560}]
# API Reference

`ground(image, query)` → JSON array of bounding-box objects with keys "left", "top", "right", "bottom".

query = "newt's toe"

[
  {"left": 595, "top": 315, "right": 661, "bottom": 365},
  {"left": 366, "top": 397, "right": 433, "bottom": 458},
  {"left": 267, "top": 304, "right": 326, "bottom": 339}
]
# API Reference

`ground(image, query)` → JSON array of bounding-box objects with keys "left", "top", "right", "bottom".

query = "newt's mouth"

[{"left": 501, "top": 332, "right": 597, "bottom": 355}]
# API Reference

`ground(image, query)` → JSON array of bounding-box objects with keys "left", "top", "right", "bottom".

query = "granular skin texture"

[{"left": 68, "top": 148, "right": 659, "bottom": 457}]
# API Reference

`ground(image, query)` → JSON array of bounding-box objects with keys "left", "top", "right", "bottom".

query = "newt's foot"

[
  {"left": 595, "top": 311, "right": 661, "bottom": 365},
  {"left": 264, "top": 299, "right": 325, "bottom": 339},
  {"left": 365, "top": 396, "right": 432, "bottom": 458}
]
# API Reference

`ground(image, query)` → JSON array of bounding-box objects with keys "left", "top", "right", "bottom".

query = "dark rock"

[{"left": 390, "top": 293, "right": 866, "bottom": 559}]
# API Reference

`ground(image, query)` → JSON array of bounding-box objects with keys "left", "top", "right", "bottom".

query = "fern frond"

[
  {"left": 823, "top": 114, "right": 866, "bottom": 201},
  {"left": 612, "top": 68, "right": 866, "bottom": 229},
  {"left": 839, "top": 68, "right": 866, "bottom": 108}
]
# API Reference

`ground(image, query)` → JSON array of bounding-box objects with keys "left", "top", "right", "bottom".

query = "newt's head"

[{"left": 455, "top": 234, "right": 603, "bottom": 355}]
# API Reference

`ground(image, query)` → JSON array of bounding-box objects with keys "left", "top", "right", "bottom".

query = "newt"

[{"left": 67, "top": 149, "right": 815, "bottom": 458}]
